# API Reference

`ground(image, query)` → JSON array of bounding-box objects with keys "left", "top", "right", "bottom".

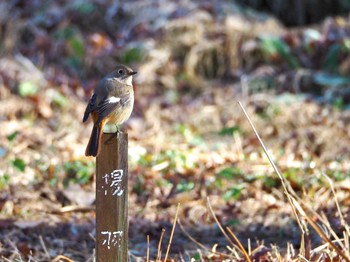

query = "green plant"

[
  {"left": 63, "top": 160, "right": 95, "bottom": 186},
  {"left": 176, "top": 180, "right": 195, "bottom": 192},
  {"left": 53, "top": 26, "right": 85, "bottom": 71},
  {"left": 177, "top": 124, "right": 203, "bottom": 146},
  {"left": 45, "top": 89, "right": 68, "bottom": 108},
  {"left": 260, "top": 36, "right": 299, "bottom": 69},
  {"left": 7, "top": 131, "right": 18, "bottom": 142},
  {"left": 18, "top": 81, "right": 39, "bottom": 97},
  {"left": 217, "top": 167, "right": 243, "bottom": 180},
  {"left": 11, "top": 158, "right": 26, "bottom": 172},
  {"left": 223, "top": 184, "right": 245, "bottom": 200},
  {"left": 69, "top": 2, "right": 95, "bottom": 15},
  {"left": 0, "top": 174, "right": 10, "bottom": 189},
  {"left": 323, "top": 43, "right": 342, "bottom": 72},
  {"left": 218, "top": 126, "right": 242, "bottom": 136},
  {"left": 121, "top": 47, "right": 144, "bottom": 64}
]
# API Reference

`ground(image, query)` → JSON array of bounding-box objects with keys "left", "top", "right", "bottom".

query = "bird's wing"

[
  {"left": 95, "top": 91, "right": 132, "bottom": 125},
  {"left": 82, "top": 93, "right": 97, "bottom": 122},
  {"left": 95, "top": 95, "right": 122, "bottom": 125}
]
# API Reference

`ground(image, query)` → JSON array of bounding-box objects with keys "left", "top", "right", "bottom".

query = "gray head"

[{"left": 109, "top": 64, "right": 137, "bottom": 86}]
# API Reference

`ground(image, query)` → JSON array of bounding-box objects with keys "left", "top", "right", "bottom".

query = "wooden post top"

[{"left": 96, "top": 132, "right": 128, "bottom": 262}]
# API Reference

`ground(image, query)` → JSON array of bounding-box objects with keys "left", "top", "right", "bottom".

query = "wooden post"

[{"left": 96, "top": 132, "right": 128, "bottom": 262}]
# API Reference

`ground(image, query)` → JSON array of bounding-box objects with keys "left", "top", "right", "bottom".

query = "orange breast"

[{"left": 106, "top": 104, "right": 133, "bottom": 125}]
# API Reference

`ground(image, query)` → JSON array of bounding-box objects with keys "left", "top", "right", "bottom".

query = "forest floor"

[{"left": 0, "top": 1, "right": 350, "bottom": 261}]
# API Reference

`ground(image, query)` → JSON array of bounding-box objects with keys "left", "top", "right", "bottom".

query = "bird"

[{"left": 83, "top": 64, "right": 137, "bottom": 157}]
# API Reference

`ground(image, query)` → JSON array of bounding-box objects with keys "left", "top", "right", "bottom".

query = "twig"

[
  {"left": 52, "top": 205, "right": 94, "bottom": 214},
  {"left": 146, "top": 235, "right": 150, "bottom": 262},
  {"left": 248, "top": 238, "right": 251, "bottom": 255},
  {"left": 206, "top": 197, "right": 235, "bottom": 247},
  {"left": 39, "top": 235, "right": 50, "bottom": 259},
  {"left": 322, "top": 173, "right": 350, "bottom": 235},
  {"left": 238, "top": 101, "right": 304, "bottom": 233},
  {"left": 5, "top": 237, "right": 21, "bottom": 260},
  {"left": 287, "top": 185, "right": 345, "bottom": 251},
  {"left": 177, "top": 220, "right": 235, "bottom": 259},
  {"left": 226, "top": 227, "right": 252, "bottom": 262},
  {"left": 89, "top": 232, "right": 96, "bottom": 242},
  {"left": 164, "top": 203, "right": 180, "bottom": 261},
  {"left": 312, "top": 239, "right": 346, "bottom": 254},
  {"left": 51, "top": 255, "right": 74, "bottom": 262},
  {"left": 292, "top": 195, "right": 350, "bottom": 262},
  {"left": 288, "top": 171, "right": 349, "bottom": 256},
  {"left": 156, "top": 228, "right": 165, "bottom": 261}
]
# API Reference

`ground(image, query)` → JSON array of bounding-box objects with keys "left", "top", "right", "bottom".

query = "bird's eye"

[{"left": 118, "top": 69, "right": 124, "bottom": 75}]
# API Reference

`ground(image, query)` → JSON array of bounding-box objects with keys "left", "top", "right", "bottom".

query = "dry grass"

[
  {"left": 246, "top": 102, "right": 348, "bottom": 261},
  {"left": 1, "top": 1, "right": 350, "bottom": 261},
  {"left": 150, "top": 100, "right": 350, "bottom": 261}
]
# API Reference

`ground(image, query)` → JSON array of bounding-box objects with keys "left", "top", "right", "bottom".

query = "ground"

[{"left": 0, "top": 1, "right": 350, "bottom": 261}]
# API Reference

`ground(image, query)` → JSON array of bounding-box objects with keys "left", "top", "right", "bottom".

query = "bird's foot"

[{"left": 116, "top": 125, "right": 123, "bottom": 135}]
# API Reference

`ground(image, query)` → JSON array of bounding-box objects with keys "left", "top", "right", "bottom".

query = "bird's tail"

[{"left": 85, "top": 123, "right": 103, "bottom": 157}]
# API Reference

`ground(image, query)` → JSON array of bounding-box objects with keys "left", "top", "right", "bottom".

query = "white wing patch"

[{"left": 107, "top": 96, "right": 121, "bottom": 103}]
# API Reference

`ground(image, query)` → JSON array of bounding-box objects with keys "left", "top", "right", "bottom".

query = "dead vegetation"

[{"left": 0, "top": 0, "right": 350, "bottom": 261}]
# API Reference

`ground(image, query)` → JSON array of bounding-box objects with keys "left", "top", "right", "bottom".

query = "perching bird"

[{"left": 83, "top": 64, "right": 137, "bottom": 157}]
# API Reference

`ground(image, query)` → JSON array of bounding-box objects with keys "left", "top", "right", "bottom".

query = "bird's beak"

[{"left": 129, "top": 71, "right": 137, "bottom": 76}]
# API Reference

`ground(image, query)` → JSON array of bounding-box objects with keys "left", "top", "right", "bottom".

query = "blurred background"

[{"left": 1, "top": 0, "right": 350, "bottom": 261}]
